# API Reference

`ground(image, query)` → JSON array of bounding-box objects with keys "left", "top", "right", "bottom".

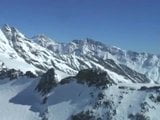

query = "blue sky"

[{"left": 0, "top": 0, "right": 160, "bottom": 54}]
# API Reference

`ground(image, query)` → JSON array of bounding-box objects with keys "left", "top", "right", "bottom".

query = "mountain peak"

[
  {"left": 1, "top": 24, "right": 25, "bottom": 39},
  {"left": 32, "top": 34, "right": 58, "bottom": 48},
  {"left": 2, "top": 24, "right": 12, "bottom": 32},
  {"left": 32, "top": 34, "right": 54, "bottom": 42},
  {"left": 72, "top": 38, "right": 107, "bottom": 47},
  {"left": 2, "top": 24, "right": 18, "bottom": 32}
]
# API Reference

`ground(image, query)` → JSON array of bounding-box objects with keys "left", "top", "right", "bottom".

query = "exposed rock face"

[
  {"left": 35, "top": 68, "right": 57, "bottom": 95},
  {"left": 128, "top": 113, "right": 150, "bottom": 120},
  {"left": 119, "top": 64, "right": 150, "bottom": 83},
  {"left": 0, "top": 68, "right": 23, "bottom": 80},
  {"left": 76, "top": 69, "right": 114, "bottom": 87},
  {"left": 72, "top": 110, "right": 96, "bottom": 120},
  {"left": 25, "top": 71, "right": 36, "bottom": 78}
]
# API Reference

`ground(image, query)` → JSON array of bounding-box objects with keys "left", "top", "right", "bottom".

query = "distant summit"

[{"left": 0, "top": 24, "right": 160, "bottom": 83}]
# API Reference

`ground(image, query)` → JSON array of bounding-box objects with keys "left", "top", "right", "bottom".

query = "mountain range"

[
  {"left": 0, "top": 24, "right": 160, "bottom": 83},
  {"left": 0, "top": 24, "right": 160, "bottom": 120}
]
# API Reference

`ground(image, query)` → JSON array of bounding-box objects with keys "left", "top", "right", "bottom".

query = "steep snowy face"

[
  {"left": 0, "top": 27, "right": 38, "bottom": 72},
  {"left": 71, "top": 39, "right": 160, "bottom": 82},
  {"left": 32, "top": 35, "right": 54, "bottom": 47},
  {"left": 1, "top": 24, "right": 25, "bottom": 45},
  {"left": 43, "top": 38, "right": 160, "bottom": 83},
  {"left": 63, "top": 38, "right": 110, "bottom": 56},
  {"left": 1, "top": 25, "right": 78, "bottom": 77},
  {"left": 33, "top": 35, "right": 160, "bottom": 82},
  {"left": 124, "top": 51, "right": 160, "bottom": 82},
  {"left": 0, "top": 25, "right": 151, "bottom": 83},
  {"left": 32, "top": 34, "right": 62, "bottom": 53},
  {"left": 0, "top": 24, "right": 159, "bottom": 83}
]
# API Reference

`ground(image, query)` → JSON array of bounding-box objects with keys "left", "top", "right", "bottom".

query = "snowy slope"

[
  {"left": 0, "top": 25, "right": 78, "bottom": 79},
  {"left": 0, "top": 68, "right": 159, "bottom": 120},
  {"left": 0, "top": 28, "right": 38, "bottom": 72},
  {"left": 32, "top": 34, "right": 62, "bottom": 53},
  {"left": 0, "top": 77, "right": 41, "bottom": 120},
  {"left": 46, "top": 78, "right": 160, "bottom": 120},
  {"left": 0, "top": 24, "right": 151, "bottom": 83},
  {"left": 36, "top": 69, "right": 160, "bottom": 120}
]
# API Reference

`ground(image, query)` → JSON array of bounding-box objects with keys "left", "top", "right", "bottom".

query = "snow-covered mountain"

[
  {"left": 0, "top": 24, "right": 77, "bottom": 79},
  {"left": 0, "top": 24, "right": 159, "bottom": 83},
  {"left": 32, "top": 34, "right": 62, "bottom": 53},
  {"left": 0, "top": 24, "right": 160, "bottom": 120},
  {"left": 33, "top": 35, "right": 160, "bottom": 83},
  {"left": 45, "top": 71, "right": 160, "bottom": 120},
  {"left": 0, "top": 68, "right": 159, "bottom": 120},
  {"left": 0, "top": 24, "right": 154, "bottom": 83}
]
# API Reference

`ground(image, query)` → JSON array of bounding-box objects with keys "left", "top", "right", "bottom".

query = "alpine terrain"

[{"left": 0, "top": 24, "right": 160, "bottom": 120}]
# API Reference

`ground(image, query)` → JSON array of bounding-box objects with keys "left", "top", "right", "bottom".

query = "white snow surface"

[
  {"left": 0, "top": 74, "right": 160, "bottom": 120},
  {"left": 0, "top": 77, "right": 41, "bottom": 120}
]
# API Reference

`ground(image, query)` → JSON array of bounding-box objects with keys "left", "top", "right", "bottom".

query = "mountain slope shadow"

[{"left": 9, "top": 79, "right": 42, "bottom": 113}]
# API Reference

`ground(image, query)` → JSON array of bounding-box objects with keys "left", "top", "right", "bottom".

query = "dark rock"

[
  {"left": 35, "top": 68, "right": 57, "bottom": 95},
  {"left": 60, "top": 76, "right": 75, "bottom": 85},
  {"left": 156, "top": 95, "right": 160, "bottom": 102},
  {"left": 119, "top": 64, "right": 150, "bottom": 83},
  {"left": 25, "top": 71, "right": 36, "bottom": 78},
  {"left": 0, "top": 68, "right": 23, "bottom": 80},
  {"left": 139, "top": 86, "right": 160, "bottom": 91},
  {"left": 128, "top": 113, "right": 150, "bottom": 120},
  {"left": 76, "top": 69, "right": 114, "bottom": 87},
  {"left": 72, "top": 110, "right": 95, "bottom": 120},
  {"left": 97, "top": 92, "right": 104, "bottom": 100}
]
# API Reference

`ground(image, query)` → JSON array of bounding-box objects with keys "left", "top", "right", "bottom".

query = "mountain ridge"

[
  {"left": 0, "top": 24, "right": 160, "bottom": 120},
  {"left": 0, "top": 67, "right": 159, "bottom": 120},
  {"left": 0, "top": 24, "right": 160, "bottom": 83}
]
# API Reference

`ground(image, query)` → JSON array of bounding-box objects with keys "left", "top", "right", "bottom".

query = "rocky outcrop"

[
  {"left": 35, "top": 68, "right": 57, "bottom": 95},
  {"left": 0, "top": 68, "right": 23, "bottom": 80},
  {"left": 25, "top": 71, "right": 36, "bottom": 78},
  {"left": 76, "top": 69, "right": 115, "bottom": 87}
]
